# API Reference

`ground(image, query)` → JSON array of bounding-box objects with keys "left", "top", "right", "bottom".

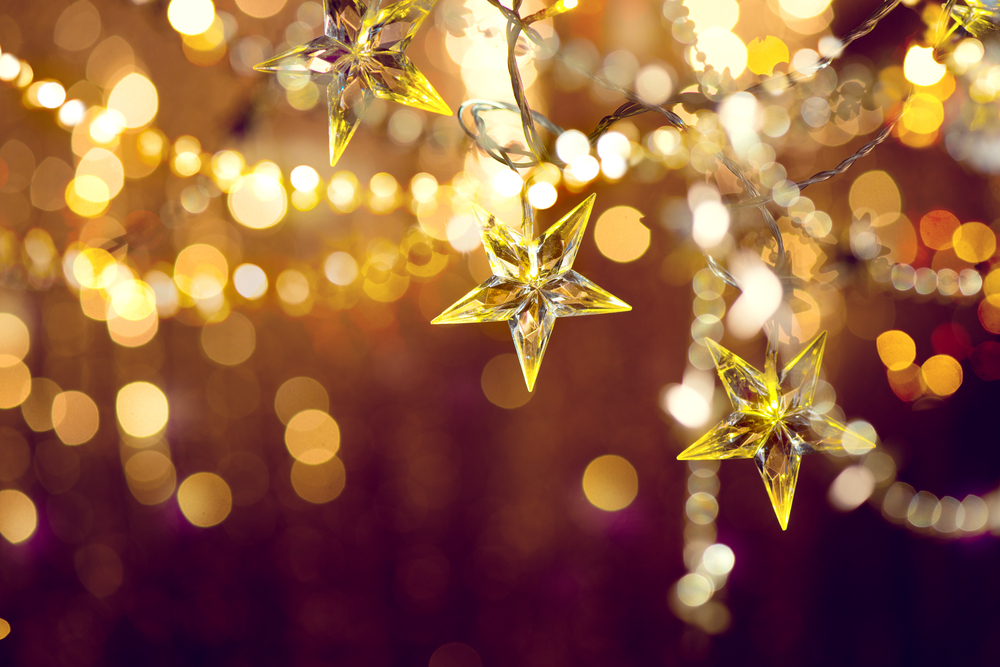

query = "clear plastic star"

[
  {"left": 950, "top": 1, "right": 1000, "bottom": 38},
  {"left": 677, "top": 332, "right": 875, "bottom": 530},
  {"left": 255, "top": 0, "right": 451, "bottom": 166},
  {"left": 433, "top": 195, "right": 631, "bottom": 391}
]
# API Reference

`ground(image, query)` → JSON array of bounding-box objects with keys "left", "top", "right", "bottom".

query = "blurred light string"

[{"left": 463, "top": 0, "right": 911, "bottom": 296}]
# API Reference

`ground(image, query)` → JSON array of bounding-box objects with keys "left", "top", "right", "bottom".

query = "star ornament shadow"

[
  {"left": 678, "top": 332, "right": 876, "bottom": 530},
  {"left": 255, "top": 0, "right": 452, "bottom": 166},
  {"left": 433, "top": 195, "right": 631, "bottom": 391}
]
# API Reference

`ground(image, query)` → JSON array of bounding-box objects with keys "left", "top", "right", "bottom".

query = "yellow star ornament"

[
  {"left": 678, "top": 333, "right": 875, "bottom": 530},
  {"left": 255, "top": 0, "right": 451, "bottom": 166},
  {"left": 433, "top": 195, "right": 630, "bottom": 391}
]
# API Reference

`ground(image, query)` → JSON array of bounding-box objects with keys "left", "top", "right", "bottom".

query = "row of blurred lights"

[{"left": 0, "top": 307, "right": 348, "bottom": 553}]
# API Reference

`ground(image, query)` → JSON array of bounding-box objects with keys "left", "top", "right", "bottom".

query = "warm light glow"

[
  {"left": 52, "top": 391, "right": 100, "bottom": 445},
  {"left": 324, "top": 252, "right": 358, "bottom": 286},
  {"left": 922, "top": 355, "right": 963, "bottom": 396},
  {"left": 0, "top": 313, "right": 30, "bottom": 361},
  {"left": 876, "top": 330, "right": 916, "bottom": 371},
  {"left": 695, "top": 28, "right": 747, "bottom": 77},
  {"left": 904, "top": 46, "right": 946, "bottom": 87},
  {"left": 290, "top": 165, "right": 320, "bottom": 191},
  {"left": 594, "top": 206, "right": 650, "bottom": 263},
  {"left": 953, "top": 222, "right": 996, "bottom": 263},
  {"left": 285, "top": 409, "right": 341, "bottom": 464},
  {"left": 116, "top": 382, "right": 169, "bottom": 438},
  {"left": 275, "top": 377, "right": 330, "bottom": 425},
  {"left": 233, "top": 263, "right": 268, "bottom": 299},
  {"left": 173, "top": 244, "right": 228, "bottom": 299},
  {"left": 0, "top": 490, "right": 37, "bottom": 544},
  {"left": 527, "top": 182, "right": 557, "bottom": 209},
  {"left": 107, "top": 73, "right": 158, "bottom": 129},
  {"left": 177, "top": 472, "right": 232, "bottom": 527},
  {"left": 692, "top": 201, "right": 730, "bottom": 249},
  {"left": 37, "top": 81, "right": 66, "bottom": 109},
  {"left": 228, "top": 173, "right": 288, "bottom": 229},
  {"left": 290, "top": 457, "right": 346, "bottom": 504},
  {"left": 828, "top": 465, "right": 876, "bottom": 511},
  {"left": 168, "top": 0, "right": 216, "bottom": 36},
  {"left": 582, "top": 455, "right": 638, "bottom": 511}
]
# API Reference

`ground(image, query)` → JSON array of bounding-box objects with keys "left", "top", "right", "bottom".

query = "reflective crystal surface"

[
  {"left": 255, "top": 0, "right": 451, "bottom": 166},
  {"left": 433, "top": 195, "right": 631, "bottom": 391},
  {"left": 679, "top": 332, "right": 874, "bottom": 530}
]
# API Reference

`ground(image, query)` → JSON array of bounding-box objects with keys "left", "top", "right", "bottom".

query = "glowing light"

[
  {"left": 727, "top": 253, "right": 782, "bottom": 339},
  {"left": 692, "top": 200, "right": 730, "bottom": 249},
  {"left": 109, "top": 280, "right": 157, "bottom": 321},
  {"left": 235, "top": 0, "right": 288, "bottom": 19},
  {"left": 116, "top": 382, "right": 169, "bottom": 438},
  {"left": 52, "top": 391, "right": 100, "bottom": 445},
  {"left": 290, "top": 457, "right": 346, "bottom": 504},
  {"left": 676, "top": 573, "right": 713, "bottom": 607},
  {"left": 0, "top": 314, "right": 30, "bottom": 361},
  {"left": 285, "top": 409, "right": 341, "bottom": 464},
  {"left": 233, "top": 263, "right": 268, "bottom": 299},
  {"left": 410, "top": 173, "right": 438, "bottom": 202},
  {"left": 901, "top": 93, "right": 945, "bottom": 135},
  {"left": 324, "top": 252, "right": 358, "bottom": 286},
  {"left": 527, "top": 182, "right": 557, "bottom": 209},
  {"left": 701, "top": 544, "right": 735, "bottom": 576},
  {"left": 0, "top": 55, "right": 20, "bottom": 81},
  {"left": 491, "top": 171, "right": 522, "bottom": 197},
  {"left": 582, "top": 455, "right": 638, "bottom": 511},
  {"left": 953, "top": 222, "right": 996, "bottom": 263},
  {"left": 275, "top": 377, "right": 330, "bottom": 425},
  {"left": 228, "top": 173, "right": 288, "bottom": 229},
  {"left": 849, "top": 170, "right": 900, "bottom": 221},
  {"left": 276, "top": 270, "right": 310, "bottom": 305},
  {"left": 555, "top": 129, "right": 591, "bottom": 163},
  {"left": 177, "top": 472, "right": 232, "bottom": 527},
  {"left": 695, "top": 28, "right": 747, "bottom": 77},
  {"left": 107, "top": 73, "right": 158, "bottom": 129},
  {"left": 58, "top": 99, "right": 86, "bottom": 126},
  {"left": 124, "top": 450, "right": 177, "bottom": 505},
  {"left": 636, "top": 63, "right": 674, "bottom": 105},
  {"left": 778, "top": 0, "right": 831, "bottom": 20},
  {"left": 36, "top": 81, "right": 66, "bottom": 109},
  {"left": 904, "top": 46, "right": 946, "bottom": 87},
  {"left": 0, "top": 490, "right": 37, "bottom": 544},
  {"left": 596, "top": 132, "right": 630, "bottom": 161},
  {"left": 665, "top": 384, "right": 711, "bottom": 428},
  {"left": 922, "top": 355, "right": 963, "bottom": 396},
  {"left": 290, "top": 165, "right": 320, "bottom": 191},
  {"left": 0, "top": 358, "right": 31, "bottom": 409},
  {"left": 828, "top": 465, "right": 876, "bottom": 511},
  {"left": 173, "top": 244, "right": 228, "bottom": 299},
  {"left": 168, "top": 0, "right": 216, "bottom": 36},
  {"left": 920, "top": 210, "right": 960, "bottom": 250},
  {"left": 594, "top": 206, "right": 650, "bottom": 263},
  {"left": 876, "top": 330, "right": 916, "bottom": 371},
  {"left": 746, "top": 36, "right": 789, "bottom": 76}
]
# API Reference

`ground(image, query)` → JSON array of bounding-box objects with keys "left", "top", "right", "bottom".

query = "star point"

[
  {"left": 433, "top": 196, "right": 630, "bottom": 391},
  {"left": 255, "top": 0, "right": 452, "bottom": 166},
  {"left": 678, "top": 332, "right": 873, "bottom": 530}
]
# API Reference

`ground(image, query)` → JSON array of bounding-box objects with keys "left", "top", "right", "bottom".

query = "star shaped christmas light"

[
  {"left": 433, "top": 195, "right": 630, "bottom": 391},
  {"left": 255, "top": 0, "right": 451, "bottom": 166},
  {"left": 678, "top": 332, "right": 874, "bottom": 530}
]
